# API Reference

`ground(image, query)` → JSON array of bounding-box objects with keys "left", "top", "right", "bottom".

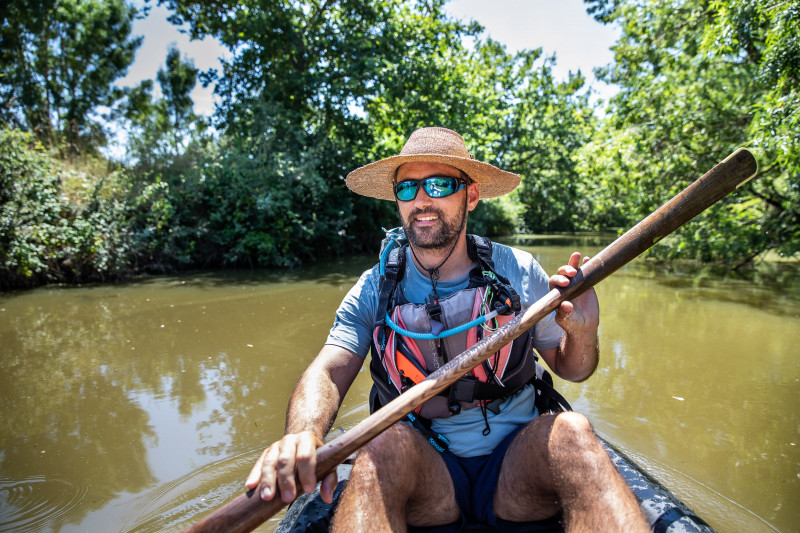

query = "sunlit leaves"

[
  {"left": 0, "top": 0, "right": 141, "bottom": 154},
  {"left": 581, "top": 0, "right": 799, "bottom": 266},
  {"left": 0, "top": 129, "right": 133, "bottom": 287}
]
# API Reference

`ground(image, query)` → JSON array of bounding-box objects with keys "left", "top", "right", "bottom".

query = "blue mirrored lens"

[
  {"left": 393, "top": 177, "right": 464, "bottom": 201},
  {"left": 425, "top": 177, "right": 460, "bottom": 197},
  {"left": 394, "top": 180, "right": 419, "bottom": 201}
]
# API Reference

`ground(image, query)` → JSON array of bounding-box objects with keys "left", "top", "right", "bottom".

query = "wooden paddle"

[{"left": 183, "top": 148, "right": 757, "bottom": 533}]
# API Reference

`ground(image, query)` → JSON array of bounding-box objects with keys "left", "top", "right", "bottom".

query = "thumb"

[
  {"left": 557, "top": 300, "right": 574, "bottom": 320},
  {"left": 319, "top": 471, "right": 338, "bottom": 504}
]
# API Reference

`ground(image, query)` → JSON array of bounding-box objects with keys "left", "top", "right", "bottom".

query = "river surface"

[{"left": 1, "top": 236, "right": 798, "bottom": 532}]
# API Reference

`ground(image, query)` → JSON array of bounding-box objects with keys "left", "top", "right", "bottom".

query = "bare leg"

[
  {"left": 494, "top": 412, "right": 649, "bottom": 532},
  {"left": 331, "top": 422, "right": 460, "bottom": 533}
]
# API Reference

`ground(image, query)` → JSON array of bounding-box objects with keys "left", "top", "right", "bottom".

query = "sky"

[{"left": 118, "top": 0, "right": 620, "bottom": 116}]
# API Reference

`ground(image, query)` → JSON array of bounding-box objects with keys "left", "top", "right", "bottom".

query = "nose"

[{"left": 413, "top": 186, "right": 434, "bottom": 209}]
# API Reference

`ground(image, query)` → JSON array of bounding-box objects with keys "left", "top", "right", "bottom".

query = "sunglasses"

[{"left": 393, "top": 176, "right": 467, "bottom": 202}]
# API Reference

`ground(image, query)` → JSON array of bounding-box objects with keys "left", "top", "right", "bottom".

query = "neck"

[{"left": 409, "top": 234, "right": 473, "bottom": 282}]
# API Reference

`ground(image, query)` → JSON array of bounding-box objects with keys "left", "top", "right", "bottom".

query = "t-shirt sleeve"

[
  {"left": 325, "top": 265, "right": 380, "bottom": 359},
  {"left": 494, "top": 245, "right": 563, "bottom": 351},
  {"left": 526, "top": 261, "right": 563, "bottom": 351}
]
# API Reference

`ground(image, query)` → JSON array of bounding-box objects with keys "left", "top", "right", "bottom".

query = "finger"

[
  {"left": 556, "top": 300, "right": 574, "bottom": 321},
  {"left": 259, "top": 445, "right": 281, "bottom": 500},
  {"left": 582, "top": 255, "right": 591, "bottom": 265},
  {"left": 276, "top": 437, "right": 300, "bottom": 502},
  {"left": 320, "top": 471, "right": 338, "bottom": 504},
  {"left": 557, "top": 264, "right": 577, "bottom": 277},
  {"left": 568, "top": 251, "right": 582, "bottom": 269},
  {"left": 295, "top": 434, "right": 319, "bottom": 495},
  {"left": 549, "top": 274, "right": 571, "bottom": 290},
  {"left": 245, "top": 449, "right": 266, "bottom": 490}
]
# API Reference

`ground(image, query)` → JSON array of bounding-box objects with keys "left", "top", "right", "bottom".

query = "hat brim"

[{"left": 345, "top": 153, "right": 520, "bottom": 201}]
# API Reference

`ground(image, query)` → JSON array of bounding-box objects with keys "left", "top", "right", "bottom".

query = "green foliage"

[
  {"left": 154, "top": 0, "right": 508, "bottom": 261},
  {"left": 499, "top": 55, "right": 595, "bottom": 233},
  {"left": 362, "top": 31, "right": 597, "bottom": 233},
  {"left": 467, "top": 195, "right": 520, "bottom": 237},
  {"left": 5, "top": 0, "right": 796, "bottom": 288},
  {"left": 0, "top": 0, "right": 141, "bottom": 154},
  {"left": 157, "top": 46, "right": 199, "bottom": 134},
  {"left": 120, "top": 44, "right": 207, "bottom": 171},
  {"left": 0, "top": 129, "right": 133, "bottom": 288},
  {"left": 581, "top": 0, "right": 800, "bottom": 267}
]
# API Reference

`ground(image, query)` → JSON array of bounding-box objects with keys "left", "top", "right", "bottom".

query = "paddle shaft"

[{"left": 183, "top": 148, "right": 757, "bottom": 533}]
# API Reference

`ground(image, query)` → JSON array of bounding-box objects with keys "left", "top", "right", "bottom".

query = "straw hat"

[{"left": 345, "top": 127, "right": 521, "bottom": 201}]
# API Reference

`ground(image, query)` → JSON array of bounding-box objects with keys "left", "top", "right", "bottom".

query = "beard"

[{"left": 400, "top": 201, "right": 467, "bottom": 252}]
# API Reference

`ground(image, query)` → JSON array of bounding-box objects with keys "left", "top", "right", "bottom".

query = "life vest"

[{"left": 368, "top": 232, "right": 539, "bottom": 421}]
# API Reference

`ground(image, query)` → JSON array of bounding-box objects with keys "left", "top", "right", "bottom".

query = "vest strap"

[
  {"left": 377, "top": 246, "right": 404, "bottom": 325},
  {"left": 532, "top": 369, "right": 573, "bottom": 414}
]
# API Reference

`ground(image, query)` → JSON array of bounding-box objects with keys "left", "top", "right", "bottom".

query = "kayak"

[{"left": 274, "top": 436, "right": 714, "bottom": 533}]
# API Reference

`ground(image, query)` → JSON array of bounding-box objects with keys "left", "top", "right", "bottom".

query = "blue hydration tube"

[
  {"left": 384, "top": 308, "right": 501, "bottom": 340},
  {"left": 379, "top": 227, "right": 503, "bottom": 340},
  {"left": 379, "top": 227, "right": 406, "bottom": 276}
]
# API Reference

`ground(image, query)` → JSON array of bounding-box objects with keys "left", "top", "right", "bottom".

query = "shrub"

[{"left": 0, "top": 129, "right": 133, "bottom": 289}]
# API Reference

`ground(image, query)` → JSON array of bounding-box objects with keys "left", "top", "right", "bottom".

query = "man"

[{"left": 246, "top": 127, "right": 648, "bottom": 532}]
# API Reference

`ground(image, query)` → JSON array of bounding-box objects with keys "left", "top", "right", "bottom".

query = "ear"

[{"left": 467, "top": 182, "right": 480, "bottom": 211}]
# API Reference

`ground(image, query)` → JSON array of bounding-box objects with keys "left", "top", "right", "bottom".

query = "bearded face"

[
  {"left": 393, "top": 162, "right": 476, "bottom": 254},
  {"left": 399, "top": 200, "right": 467, "bottom": 252}
]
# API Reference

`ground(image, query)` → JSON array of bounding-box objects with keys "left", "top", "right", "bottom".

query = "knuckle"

[
  {"left": 276, "top": 452, "right": 293, "bottom": 469},
  {"left": 296, "top": 447, "right": 314, "bottom": 462}
]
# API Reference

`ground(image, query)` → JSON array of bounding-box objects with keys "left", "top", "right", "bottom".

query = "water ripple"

[
  {"left": 122, "top": 449, "right": 266, "bottom": 532},
  {"left": 0, "top": 476, "right": 90, "bottom": 533}
]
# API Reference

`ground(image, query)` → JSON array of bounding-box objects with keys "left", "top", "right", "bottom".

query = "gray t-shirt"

[{"left": 326, "top": 242, "right": 563, "bottom": 457}]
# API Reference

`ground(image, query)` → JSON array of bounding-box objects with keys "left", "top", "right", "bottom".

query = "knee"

[
  {"left": 549, "top": 412, "right": 596, "bottom": 450},
  {"left": 355, "top": 422, "right": 416, "bottom": 473},
  {"left": 348, "top": 423, "right": 423, "bottom": 498}
]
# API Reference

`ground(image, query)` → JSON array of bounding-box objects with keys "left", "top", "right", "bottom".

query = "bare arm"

[
  {"left": 539, "top": 252, "right": 600, "bottom": 382},
  {"left": 245, "top": 344, "right": 363, "bottom": 503},
  {"left": 285, "top": 344, "right": 363, "bottom": 436}
]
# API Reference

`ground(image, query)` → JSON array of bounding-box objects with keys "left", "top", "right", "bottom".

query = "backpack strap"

[
  {"left": 532, "top": 364, "right": 573, "bottom": 414},
  {"left": 466, "top": 234, "right": 521, "bottom": 315},
  {"left": 466, "top": 234, "right": 496, "bottom": 273},
  {"left": 376, "top": 245, "right": 406, "bottom": 325}
]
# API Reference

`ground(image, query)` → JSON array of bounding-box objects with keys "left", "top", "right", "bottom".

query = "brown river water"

[{"left": 1, "top": 236, "right": 798, "bottom": 532}]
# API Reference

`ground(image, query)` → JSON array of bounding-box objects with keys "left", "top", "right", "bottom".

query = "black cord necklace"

[
  {"left": 409, "top": 237, "right": 460, "bottom": 300},
  {"left": 409, "top": 191, "right": 470, "bottom": 301}
]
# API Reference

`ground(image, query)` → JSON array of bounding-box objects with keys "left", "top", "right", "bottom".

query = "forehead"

[{"left": 396, "top": 162, "right": 461, "bottom": 181}]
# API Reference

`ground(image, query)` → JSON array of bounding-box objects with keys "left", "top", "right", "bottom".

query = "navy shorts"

[{"left": 409, "top": 425, "right": 563, "bottom": 533}]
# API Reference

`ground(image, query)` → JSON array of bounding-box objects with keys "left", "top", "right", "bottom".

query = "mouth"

[{"left": 415, "top": 215, "right": 439, "bottom": 222}]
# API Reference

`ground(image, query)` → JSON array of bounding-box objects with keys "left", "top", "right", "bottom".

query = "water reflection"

[
  {"left": 0, "top": 240, "right": 797, "bottom": 532},
  {"left": 524, "top": 255, "right": 799, "bottom": 532},
  {"left": 0, "top": 294, "right": 157, "bottom": 532}
]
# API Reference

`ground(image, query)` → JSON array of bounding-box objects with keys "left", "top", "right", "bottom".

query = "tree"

[
  {"left": 120, "top": 44, "right": 205, "bottom": 169},
  {"left": 497, "top": 51, "right": 595, "bottom": 233},
  {"left": 149, "top": 0, "right": 491, "bottom": 265},
  {"left": 580, "top": 0, "right": 799, "bottom": 267},
  {"left": 156, "top": 45, "right": 201, "bottom": 152},
  {"left": 361, "top": 32, "right": 595, "bottom": 235},
  {"left": 0, "top": 0, "right": 141, "bottom": 154}
]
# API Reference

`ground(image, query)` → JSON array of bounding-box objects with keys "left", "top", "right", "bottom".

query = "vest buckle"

[{"left": 425, "top": 299, "right": 443, "bottom": 322}]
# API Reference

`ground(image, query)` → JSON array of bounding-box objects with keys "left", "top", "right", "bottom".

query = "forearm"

[
  {"left": 283, "top": 344, "right": 363, "bottom": 439},
  {"left": 284, "top": 366, "right": 343, "bottom": 439},
  {"left": 554, "top": 327, "right": 599, "bottom": 382},
  {"left": 547, "top": 253, "right": 601, "bottom": 382},
  {"left": 248, "top": 345, "right": 361, "bottom": 501}
]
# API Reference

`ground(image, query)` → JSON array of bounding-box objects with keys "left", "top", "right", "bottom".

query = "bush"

[{"left": 0, "top": 129, "right": 133, "bottom": 289}]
